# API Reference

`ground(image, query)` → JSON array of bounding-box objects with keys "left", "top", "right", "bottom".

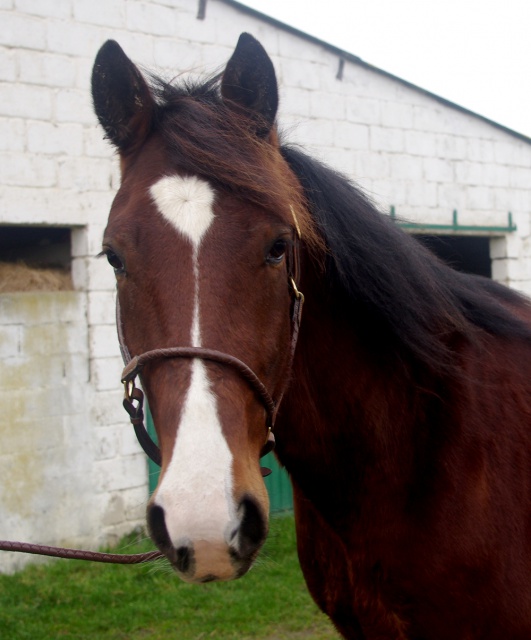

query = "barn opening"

[
  {"left": 413, "top": 235, "right": 492, "bottom": 278},
  {"left": 0, "top": 226, "right": 73, "bottom": 292}
]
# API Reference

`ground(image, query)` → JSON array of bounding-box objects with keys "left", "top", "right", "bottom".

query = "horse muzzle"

[{"left": 146, "top": 495, "right": 267, "bottom": 583}]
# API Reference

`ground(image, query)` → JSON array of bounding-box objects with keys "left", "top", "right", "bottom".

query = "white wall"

[{"left": 1, "top": 0, "right": 530, "bottom": 569}]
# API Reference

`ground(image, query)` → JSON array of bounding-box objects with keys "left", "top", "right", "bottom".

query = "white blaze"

[{"left": 149, "top": 175, "right": 236, "bottom": 548}]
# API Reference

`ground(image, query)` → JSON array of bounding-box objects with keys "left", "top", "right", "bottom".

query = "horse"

[{"left": 91, "top": 33, "right": 531, "bottom": 639}]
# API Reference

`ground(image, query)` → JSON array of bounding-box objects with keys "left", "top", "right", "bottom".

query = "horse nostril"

[
  {"left": 147, "top": 504, "right": 172, "bottom": 552},
  {"left": 175, "top": 545, "right": 192, "bottom": 574},
  {"left": 237, "top": 496, "right": 267, "bottom": 557}
]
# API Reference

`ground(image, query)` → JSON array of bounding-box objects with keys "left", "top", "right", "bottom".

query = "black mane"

[{"left": 281, "top": 145, "right": 531, "bottom": 372}]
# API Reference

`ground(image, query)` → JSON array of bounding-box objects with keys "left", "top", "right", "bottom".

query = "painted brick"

[
  {"left": 27, "top": 121, "right": 84, "bottom": 156},
  {"left": 423, "top": 157, "right": 454, "bottom": 183},
  {"left": 334, "top": 121, "right": 369, "bottom": 150},
  {"left": 509, "top": 167, "right": 531, "bottom": 190},
  {"left": 91, "top": 356, "right": 123, "bottom": 391},
  {"left": 0, "top": 152, "right": 56, "bottom": 187},
  {"left": 454, "top": 161, "right": 483, "bottom": 186},
  {"left": 152, "top": 36, "right": 201, "bottom": 71},
  {"left": 89, "top": 388, "right": 126, "bottom": 427},
  {"left": 89, "top": 324, "right": 121, "bottom": 359},
  {"left": 45, "top": 19, "right": 104, "bottom": 57},
  {"left": 436, "top": 134, "right": 467, "bottom": 160},
  {"left": 0, "top": 83, "right": 53, "bottom": 119},
  {"left": 94, "top": 454, "right": 147, "bottom": 493},
  {"left": 125, "top": 1, "right": 178, "bottom": 36},
  {"left": 18, "top": 50, "right": 77, "bottom": 87},
  {"left": 370, "top": 126, "right": 404, "bottom": 153},
  {"left": 0, "top": 11, "right": 46, "bottom": 49},
  {"left": 345, "top": 97, "right": 381, "bottom": 126},
  {"left": 87, "top": 290, "right": 117, "bottom": 325},
  {"left": 15, "top": 0, "right": 70, "bottom": 19},
  {"left": 0, "top": 325, "right": 21, "bottom": 357},
  {"left": 490, "top": 235, "right": 521, "bottom": 260},
  {"left": 389, "top": 154, "right": 423, "bottom": 181},
  {"left": 55, "top": 89, "right": 95, "bottom": 125},
  {"left": 0, "top": 47, "right": 16, "bottom": 81},
  {"left": 381, "top": 102, "right": 414, "bottom": 130},
  {"left": 58, "top": 157, "right": 112, "bottom": 191},
  {"left": 280, "top": 58, "right": 322, "bottom": 91},
  {"left": 467, "top": 186, "right": 496, "bottom": 210},
  {"left": 0, "top": 117, "right": 25, "bottom": 152},
  {"left": 353, "top": 152, "right": 390, "bottom": 181},
  {"left": 73, "top": 0, "right": 125, "bottom": 28},
  {"left": 467, "top": 138, "right": 495, "bottom": 164},
  {"left": 404, "top": 130, "right": 437, "bottom": 156},
  {"left": 406, "top": 181, "right": 438, "bottom": 208},
  {"left": 309, "top": 90, "right": 345, "bottom": 121}
]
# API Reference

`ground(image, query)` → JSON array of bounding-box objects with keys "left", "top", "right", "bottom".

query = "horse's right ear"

[{"left": 91, "top": 40, "right": 154, "bottom": 152}]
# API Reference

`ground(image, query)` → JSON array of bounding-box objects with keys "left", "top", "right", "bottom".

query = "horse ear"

[
  {"left": 221, "top": 33, "right": 278, "bottom": 138},
  {"left": 91, "top": 40, "right": 154, "bottom": 152}
]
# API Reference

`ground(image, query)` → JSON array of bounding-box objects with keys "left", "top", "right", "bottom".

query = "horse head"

[{"left": 91, "top": 34, "right": 315, "bottom": 583}]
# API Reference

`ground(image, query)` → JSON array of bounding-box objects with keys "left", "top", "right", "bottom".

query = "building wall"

[{"left": 1, "top": 0, "right": 530, "bottom": 569}]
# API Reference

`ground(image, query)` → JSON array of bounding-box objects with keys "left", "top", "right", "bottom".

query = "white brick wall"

[{"left": 1, "top": 0, "right": 531, "bottom": 569}]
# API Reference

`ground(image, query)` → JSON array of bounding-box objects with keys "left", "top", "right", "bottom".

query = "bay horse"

[{"left": 91, "top": 34, "right": 531, "bottom": 639}]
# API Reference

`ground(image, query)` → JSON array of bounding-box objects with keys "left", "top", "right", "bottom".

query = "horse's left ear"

[
  {"left": 91, "top": 40, "right": 154, "bottom": 152},
  {"left": 221, "top": 33, "right": 278, "bottom": 138}
]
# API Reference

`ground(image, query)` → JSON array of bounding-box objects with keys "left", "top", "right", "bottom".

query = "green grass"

[{"left": 0, "top": 514, "right": 340, "bottom": 639}]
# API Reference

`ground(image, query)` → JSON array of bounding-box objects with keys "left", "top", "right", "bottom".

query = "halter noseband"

[{"left": 118, "top": 219, "right": 304, "bottom": 476}]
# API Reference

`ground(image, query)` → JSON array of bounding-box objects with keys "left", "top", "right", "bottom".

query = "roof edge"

[{"left": 219, "top": 0, "right": 531, "bottom": 145}]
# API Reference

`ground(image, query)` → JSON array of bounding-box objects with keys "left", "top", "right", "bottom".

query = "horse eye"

[
  {"left": 105, "top": 250, "right": 125, "bottom": 273},
  {"left": 267, "top": 240, "right": 287, "bottom": 264}
]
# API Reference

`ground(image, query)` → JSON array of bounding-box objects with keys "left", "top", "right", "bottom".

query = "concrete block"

[
  {"left": 381, "top": 102, "right": 414, "bottom": 130},
  {"left": 87, "top": 255, "right": 117, "bottom": 291},
  {"left": 94, "top": 425, "right": 121, "bottom": 461},
  {"left": 87, "top": 290, "right": 117, "bottom": 325},
  {"left": 389, "top": 154, "right": 423, "bottom": 181},
  {"left": 334, "top": 121, "right": 369, "bottom": 150},
  {"left": 309, "top": 90, "right": 345, "bottom": 121},
  {"left": 45, "top": 19, "right": 103, "bottom": 57},
  {"left": 370, "top": 126, "right": 404, "bottom": 153},
  {"left": 89, "top": 324, "right": 122, "bottom": 359},
  {"left": 0, "top": 84, "right": 53, "bottom": 120},
  {"left": 404, "top": 130, "right": 437, "bottom": 157},
  {"left": 125, "top": 1, "right": 177, "bottom": 36},
  {"left": 466, "top": 186, "right": 495, "bottom": 210},
  {"left": 73, "top": 0, "right": 125, "bottom": 28},
  {"left": 437, "top": 184, "right": 467, "bottom": 211},
  {"left": 152, "top": 37, "right": 200, "bottom": 72},
  {"left": 15, "top": 0, "right": 70, "bottom": 19},
  {"left": 490, "top": 235, "right": 521, "bottom": 260},
  {"left": 88, "top": 388, "right": 126, "bottom": 427},
  {"left": 436, "top": 134, "right": 467, "bottom": 160},
  {"left": 344, "top": 97, "right": 381, "bottom": 126},
  {"left": 0, "top": 152, "right": 56, "bottom": 187},
  {"left": 454, "top": 161, "right": 482, "bottom": 186},
  {"left": 423, "top": 157, "right": 454, "bottom": 183},
  {"left": 58, "top": 157, "right": 112, "bottom": 191},
  {"left": 27, "top": 122, "right": 84, "bottom": 156},
  {"left": 0, "top": 117, "right": 25, "bottom": 152},
  {"left": 0, "top": 11, "right": 46, "bottom": 49},
  {"left": 467, "top": 138, "right": 495, "bottom": 164},
  {"left": 509, "top": 167, "right": 531, "bottom": 190},
  {"left": 91, "top": 356, "right": 123, "bottom": 391},
  {"left": 353, "top": 152, "right": 390, "bottom": 181},
  {"left": 94, "top": 454, "right": 148, "bottom": 493},
  {"left": 406, "top": 181, "right": 437, "bottom": 208},
  {"left": 123, "top": 485, "right": 149, "bottom": 522},
  {"left": 0, "top": 46, "right": 16, "bottom": 81},
  {"left": 55, "top": 89, "right": 95, "bottom": 125},
  {"left": 280, "top": 58, "right": 322, "bottom": 91},
  {"left": 0, "top": 324, "right": 21, "bottom": 358},
  {"left": 18, "top": 50, "right": 77, "bottom": 88}
]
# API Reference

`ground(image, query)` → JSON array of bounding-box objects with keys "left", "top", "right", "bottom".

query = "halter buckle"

[{"left": 290, "top": 277, "right": 304, "bottom": 302}]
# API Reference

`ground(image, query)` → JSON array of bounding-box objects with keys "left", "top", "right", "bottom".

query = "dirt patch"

[{"left": 0, "top": 261, "right": 73, "bottom": 293}]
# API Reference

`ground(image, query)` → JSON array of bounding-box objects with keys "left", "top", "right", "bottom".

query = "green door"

[{"left": 145, "top": 407, "right": 293, "bottom": 513}]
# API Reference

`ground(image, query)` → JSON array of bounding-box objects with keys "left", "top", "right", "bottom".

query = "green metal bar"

[
  {"left": 390, "top": 208, "right": 517, "bottom": 233},
  {"left": 145, "top": 404, "right": 160, "bottom": 496}
]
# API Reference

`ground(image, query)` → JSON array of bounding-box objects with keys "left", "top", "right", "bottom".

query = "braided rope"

[{"left": 0, "top": 540, "right": 164, "bottom": 564}]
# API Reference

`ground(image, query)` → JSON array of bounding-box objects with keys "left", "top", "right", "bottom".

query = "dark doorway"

[{"left": 413, "top": 235, "right": 491, "bottom": 278}]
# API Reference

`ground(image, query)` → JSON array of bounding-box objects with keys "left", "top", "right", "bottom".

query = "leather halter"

[{"left": 118, "top": 218, "right": 304, "bottom": 475}]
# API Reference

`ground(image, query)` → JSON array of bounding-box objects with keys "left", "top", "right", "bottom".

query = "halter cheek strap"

[{"left": 117, "top": 226, "right": 304, "bottom": 477}]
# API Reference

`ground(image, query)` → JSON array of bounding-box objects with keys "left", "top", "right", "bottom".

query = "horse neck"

[{"left": 276, "top": 267, "right": 443, "bottom": 522}]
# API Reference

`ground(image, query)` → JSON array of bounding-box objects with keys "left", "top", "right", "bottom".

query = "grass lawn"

[{"left": 0, "top": 514, "right": 340, "bottom": 639}]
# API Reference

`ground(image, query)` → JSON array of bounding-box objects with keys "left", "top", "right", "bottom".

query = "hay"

[{"left": 0, "top": 261, "right": 73, "bottom": 293}]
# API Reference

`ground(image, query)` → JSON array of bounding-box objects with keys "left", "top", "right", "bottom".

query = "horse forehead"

[{"left": 150, "top": 174, "right": 216, "bottom": 247}]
